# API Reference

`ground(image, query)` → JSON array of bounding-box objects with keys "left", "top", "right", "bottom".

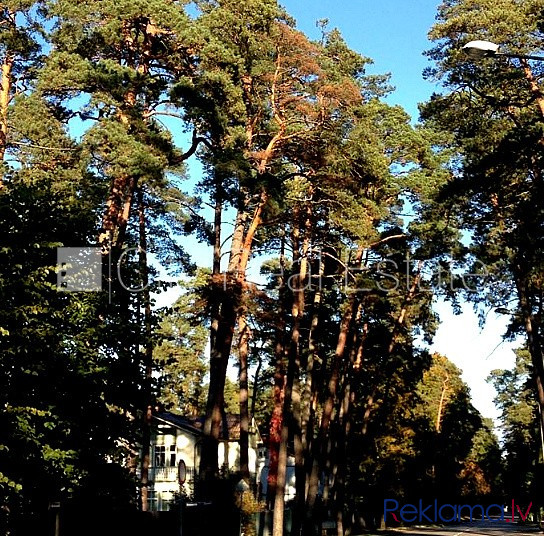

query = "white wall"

[
  {"left": 150, "top": 423, "right": 265, "bottom": 511},
  {"left": 217, "top": 440, "right": 263, "bottom": 477},
  {"left": 150, "top": 427, "right": 200, "bottom": 509}
]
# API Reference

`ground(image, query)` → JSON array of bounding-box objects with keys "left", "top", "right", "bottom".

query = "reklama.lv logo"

[{"left": 384, "top": 499, "right": 532, "bottom": 523}]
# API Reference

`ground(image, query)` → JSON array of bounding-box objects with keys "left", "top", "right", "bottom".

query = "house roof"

[
  {"left": 154, "top": 412, "right": 244, "bottom": 441},
  {"left": 154, "top": 412, "right": 202, "bottom": 436}
]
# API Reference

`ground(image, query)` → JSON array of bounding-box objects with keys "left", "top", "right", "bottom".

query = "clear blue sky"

[
  {"left": 281, "top": 0, "right": 444, "bottom": 121},
  {"left": 279, "top": 0, "right": 519, "bottom": 421}
]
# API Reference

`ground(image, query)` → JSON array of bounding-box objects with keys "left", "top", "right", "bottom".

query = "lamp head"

[{"left": 463, "top": 40, "right": 500, "bottom": 59}]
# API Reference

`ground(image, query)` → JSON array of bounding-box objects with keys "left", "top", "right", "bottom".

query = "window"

[
  {"left": 155, "top": 444, "right": 176, "bottom": 467},
  {"left": 155, "top": 446, "right": 166, "bottom": 467},
  {"left": 147, "top": 489, "right": 158, "bottom": 512},
  {"left": 159, "top": 490, "right": 174, "bottom": 512}
]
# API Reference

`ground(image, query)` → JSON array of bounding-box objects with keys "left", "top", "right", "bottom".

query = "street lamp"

[
  {"left": 466, "top": 43, "right": 544, "bottom": 514},
  {"left": 463, "top": 40, "right": 544, "bottom": 61},
  {"left": 463, "top": 40, "right": 544, "bottom": 118}
]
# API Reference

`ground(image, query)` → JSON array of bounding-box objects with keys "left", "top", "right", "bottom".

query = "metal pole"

[
  {"left": 179, "top": 500, "right": 183, "bottom": 536},
  {"left": 497, "top": 52, "right": 544, "bottom": 62}
]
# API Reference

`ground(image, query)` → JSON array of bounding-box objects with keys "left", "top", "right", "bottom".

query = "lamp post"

[
  {"left": 470, "top": 44, "right": 544, "bottom": 483},
  {"left": 463, "top": 40, "right": 544, "bottom": 61},
  {"left": 463, "top": 40, "right": 544, "bottom": 118}
]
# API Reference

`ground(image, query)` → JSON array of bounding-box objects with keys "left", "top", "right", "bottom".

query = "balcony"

[
  {"left": 150, "top": 466, "right": 196, "bottom": 482},
  {"left": 150, "top": 466, "right": 178, "bottom": 482}
]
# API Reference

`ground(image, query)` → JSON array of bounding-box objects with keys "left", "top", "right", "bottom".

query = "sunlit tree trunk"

[
  {"left": 201, "top": 192, "right": 267, "bottom": 487},
  {"left": 0, "top": 50, "right": 13, "bottom": 170}
]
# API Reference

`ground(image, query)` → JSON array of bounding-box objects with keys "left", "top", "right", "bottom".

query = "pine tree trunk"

[
  {"left": 267, "top": 316, "right": 286, "bottom": 506},
  {"left": 201, "top": 193, "right": 267, "bottom": 490},
  {"left": 267, "top": 231, "right": 287, "bottom": 506},
  {"left": 99, "top": 25, "right": 152, "bottom": 253},
  {"left": 272, "top": 345, "right": 296, "bottom": 536},
  {"left": 238, "top": 313, "right": 250, "bottom": 481},
  {"left": 292, "top": 210, "right": 313, "bottom": 536},
  {"left": 201, "top": 290, "right": 238, "bottom": 484},
  {"left": 334, "top": 378, "right": 354, "bottom": 536},
  {"left": 435, "top": 373, "right": 449, "bottom": 433},
  {"left": 521, "top": 61, "right": 544, "bottom": 119},
  {"left": 98, "top": 174, "right": 137, "bottom": 254},
  {"left": 236, "top": 194, "right": 267, "bottom": 483},
  {"left": 304, "top": 247, "right": 364, "bottom": 534},
  {"left": 301, "top": 283, "right": 323, "bottom": 536},
  {"left": 305, "top": 292, "right": 359, "bottom": 519},
  {"left": 213, "top": 182, "right": 222, "bottom": 275},
  {"left": 291, "top": 375, "right": 304, "bottom": 536},
  {"left": 138, "top": 188, "right": 154, "bottom": 511},
  {"left": 302, "top": 274, "right": 323, "bottom": 457},
  {"left": 273, "top": 214, "right": 308, "bottom": 536},
  {"left": 201, "top": 208, "right": 245, "bottom": 485},
  {"left": 361, "top": 260, "right": 424, "bottom": 436},
  {"left": 207, "top": 183, "right": 222, "bottom": 445},
  {"left": 514, "top": 270, "right": 544, "bottom": 434},
  {"left": 329, "top": 309, "right": 366, "bottom": 536},
  {"left": 0, "top": 50, "right": 13, "bottom": 170},
  {"left": 251, "top": 353, "right": 263, "bottom": 424},
  {"left": 0, "top": 9, "right": 14, "bottom": 173}
]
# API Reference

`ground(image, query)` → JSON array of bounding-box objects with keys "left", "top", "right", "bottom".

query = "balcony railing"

[
  {"left": 150, "top": 466, "right": 178, "bottom": 481},
  {"left": 150, "top": 466, "right": 196, "bottom": 482}
]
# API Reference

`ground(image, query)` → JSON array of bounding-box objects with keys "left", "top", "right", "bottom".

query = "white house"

[{"left": 147, "top": 412, "right": 266, "bottom": 511}]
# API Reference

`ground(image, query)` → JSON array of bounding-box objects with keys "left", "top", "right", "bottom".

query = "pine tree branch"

[
  {"left": 9, "top": 140, "right": 77, "bottom": 151},
  {"left": 368, "top": 234, "right": 407, "bottom": 248},
  {"left": 144, "top": 110, "right": 184, "bottom": 120},
  {"left": 171, "top": 130, "right": 213, "bottom": 163}
]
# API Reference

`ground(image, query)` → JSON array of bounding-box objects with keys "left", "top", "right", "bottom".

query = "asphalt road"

[{"left": 388, "top": 521, "right": 542, "bottom": 536}]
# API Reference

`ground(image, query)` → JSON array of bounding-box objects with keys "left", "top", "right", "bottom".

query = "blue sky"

[
  {"left": 278, "top": 0, "right": 519, "bottom": 421},
  {"left": 281, "top": 0, "right": 444, "bottom": 121}
]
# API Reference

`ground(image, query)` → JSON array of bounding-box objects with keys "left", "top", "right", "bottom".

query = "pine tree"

[
  {"left": 489, "top": 348, "right": 541, "bottom": 503},
  {"left": 422, "top": 0, "right": 544, "bottom": 450},
  {"left": 155, "top": 273, "right": 208, "bottom": 416},
  {"left": 1, "top": 1, "right": 45, "bottom": 170}
]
